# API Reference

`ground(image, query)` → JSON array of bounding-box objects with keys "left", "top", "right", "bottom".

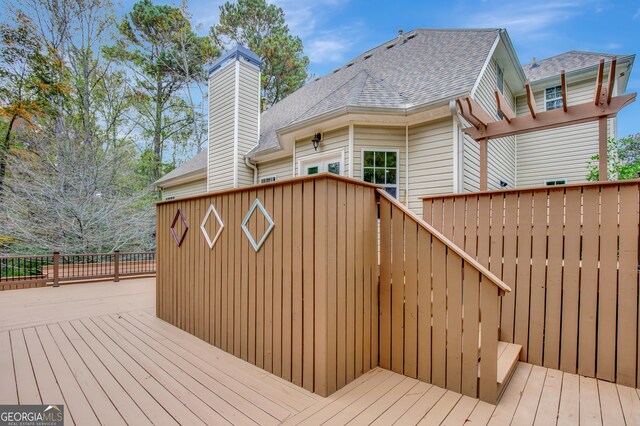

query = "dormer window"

[{"left": 545, "top": 86, "right": 563, "bottom": 110}]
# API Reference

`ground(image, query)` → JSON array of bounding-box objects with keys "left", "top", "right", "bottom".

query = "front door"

[{"left": 301, "top": 153, "right": 343, "bottom": 176}]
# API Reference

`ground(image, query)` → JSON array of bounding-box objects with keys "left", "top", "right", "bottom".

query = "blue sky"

[{"left": 145, "top": 0, "right": 640, "bottom": 137}]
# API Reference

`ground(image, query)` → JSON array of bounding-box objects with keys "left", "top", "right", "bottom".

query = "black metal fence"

[{"left": 0, "top": 251, "right": 156, "bottom": 290}]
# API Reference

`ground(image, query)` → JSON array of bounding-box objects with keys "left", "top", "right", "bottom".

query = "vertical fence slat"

[
  {"left": 431, "top": 238, "right": 447, "bottom": 388},
  {"left": 462, "top": 263, "right": 480, "bottom": 397},
  {"left": 379, "top": 197, "right": 392, "bottom": 370},
  {"left": 617, "top": 184, "right": 638, "bottom": 387},
  {"left": 264, "top": 188, "right": 274, "bottom": 372},
  {"left": 314, "top": 178, "right": 328, "bottom": 396},
  {"left": 579, "top": 186, "right": 599, "bottom": 377},
  {"left": 355, "top": 186, "right": 365, "bottom": 379},
  {"left": 326, "top": 179, "right": 337, "bottom": 394},
  {"left": 529, "top": 189, "right": 548, "bottom": 366},
  {"left": 391, "top": 204, "right": 405, "bottom": 374},
  {"left": 291, "top": 183, "right": 303, "bottom": 387},
  {"left": 417, "top": 229, "right": 432, "bottom": 383},
  {"left": 346, "top": 184, "right": 356, "bottom": 382},
  {"left": 514, "top": 191, "right": 532, "bottom": 360},
  {"left": 337, "top": 181, "right": 348, "bottom": 387},
  {"left": 560, "top": 188, "right": 581, "bottom": 373},
  {"left": 544, "top": 189, "right": 564, "bottom": 370},
  {"left": 273, "top": 187, "right": 283, "bottom": 371},
  {"left": 598, "top": 185, "right": 618, "bottom": 382},
  {"left": 501, "top": 193, "right": 518, "bottom": 343},
  {"left": 281, "top": 184, "right": 293, "bottom": 381},
  {"left": 302, "top": 181, "right": 315, "bottom": 391},
  {"left": 404, "top": 218, "right": 418, "bottom": 378},
  {"left": 446, "top": 254, "right": 463, "bottom": 393}
]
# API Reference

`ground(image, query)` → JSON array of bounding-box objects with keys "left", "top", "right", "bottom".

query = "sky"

[{"left": 127, "top": 0, "right": 640, "bottom": 137}]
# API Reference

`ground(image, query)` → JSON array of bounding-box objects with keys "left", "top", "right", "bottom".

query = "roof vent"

[
  {"left": 346, "top": 62, "right": 354, "bottom": 68},
  {"left": 364, "top": 53, "right": 372, "bottom": 60},
  {"left": 406, "top": 33, "right": 416, "bottom": 40},
  {"left": 531, "top": 57, "right": 539, "bottom": 68},
  {"left": 386, "top": 43, "right": 395, "bottom": 49},
  {"left": 333, "top": 68, "right": 340, "bottom": 73},
  {"left": 397, "top": 29, "right": 404, "bottom": 37}
]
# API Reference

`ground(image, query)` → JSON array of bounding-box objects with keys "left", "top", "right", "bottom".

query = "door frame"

[{"left": 297, "top": 148, "right": 346, "bottom": 176}]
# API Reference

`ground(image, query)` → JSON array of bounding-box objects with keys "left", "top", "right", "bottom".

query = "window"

[
  {"left": 298, "top": 150, "right": 344, "bottom": 176},
  {"left": 260, "top": 175, "right": 276, "bottom": 184},
  {"left": 497, "top": 65, "right": 504, "bottom": 94},
  {"left": 362, "top": 149, "right": 399, "bottom": 198},
  {"left": 545, "top": 179, "right": 567, "bottom": 186},
  {"left": 545, "top": 86, "right": 563, "bottom": 111}
]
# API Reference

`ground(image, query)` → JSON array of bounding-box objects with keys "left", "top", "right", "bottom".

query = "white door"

[{"left": 300, "top": 153, "right": 343, "bottom": 176}]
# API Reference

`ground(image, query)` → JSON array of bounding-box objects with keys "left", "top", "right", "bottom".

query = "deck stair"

[{"left": 481, "top": 341, "right": 522, "bottom": 402}]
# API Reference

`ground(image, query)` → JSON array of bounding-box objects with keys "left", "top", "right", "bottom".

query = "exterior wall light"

[{"left": 312, "top": 133, "right": 322, "bottom": 151}]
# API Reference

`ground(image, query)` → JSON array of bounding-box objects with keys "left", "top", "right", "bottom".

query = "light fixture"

[
  {"left": 499, "top": 180, "right": 508, "bottom": 188},
  {"left": 311, "top": 133, "right": 322, "bottom": 151}
]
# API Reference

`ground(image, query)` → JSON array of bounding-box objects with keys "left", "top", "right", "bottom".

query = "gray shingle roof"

[
  {"left": 522, "top": 50, "right": 620, "bottom": 82},
  {"left": 154, "top": 150, "right": 207, "bottom": 186},
  {"left": 248, "top": 28, "right": 502, "bottom": 156}
]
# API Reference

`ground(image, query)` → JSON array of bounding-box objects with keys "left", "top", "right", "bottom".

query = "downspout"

[
  {"left": 245, "top": 156, "right": 258, "bottom": 185},
  {"left": 449, "top": 99, "right": 464, "bottom": 193}
]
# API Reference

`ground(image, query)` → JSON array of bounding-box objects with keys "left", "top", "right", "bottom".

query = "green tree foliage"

[
  {"left": 0, "top": 13, "right": 69, "bottom": 188},
  {"left": 105, "top": 0, "right": 218, "bottom": 182},
  {"left": 211, "top": 0, "right": 310, "bottom": 109},
  {"left": 587, "top": 134, "right": 640, "bottom": 181}
]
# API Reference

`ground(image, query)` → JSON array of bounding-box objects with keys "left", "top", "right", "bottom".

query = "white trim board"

[{"left": 470, "top": 35, "right": 500, "bottom": 98}]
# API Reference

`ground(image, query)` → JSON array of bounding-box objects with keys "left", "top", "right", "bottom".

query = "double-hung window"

[
  {"left": 362, "top": 149, "right": 399, "bottom": 198},
  {"left": 545, "top": 86, "right": 563, "bottom": 111}
]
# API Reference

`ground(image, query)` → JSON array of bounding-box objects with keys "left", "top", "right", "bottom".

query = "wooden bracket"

[
  {"left": 495, "top": 90, "right": 515, "bottom": 123},
  {"left": 561, "top": 70, "right": 568, "bottom": 112},
  {"left": 525, "top": 80, "right": 537, "bottom": 118},
  {"left": 594, "top": 59, "right": 605, "bottom": 105},
  {"left": 606, "top": 57, "right": 617, "bottom": 105}
]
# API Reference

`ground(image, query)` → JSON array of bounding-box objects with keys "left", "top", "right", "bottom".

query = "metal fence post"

[
  {"left": 53, "top": 252, "right": 60, "bottom": 287},
  {"left": 113, "top": 250, "right": 120, "bottom": 282}
]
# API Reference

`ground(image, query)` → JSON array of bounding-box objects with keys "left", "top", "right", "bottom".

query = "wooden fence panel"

[
  {"left": 379, "top": 190, "right": 508, "bottom": 403},
  {"left": 423, "top": 180, "right": 640, "bottom": 387},
  {"left": 156, "top": 175, "right": 379, "bottom": 397}
]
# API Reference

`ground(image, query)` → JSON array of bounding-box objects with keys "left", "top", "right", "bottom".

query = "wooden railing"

[
  {"left": 378, "top": 189, "right": 510, "bottom": 403},
  {"left": 156, "top": 175, "right": 379, "bottom": 397},
  {"left": 423, "top": 180, "right": 640, "bottom": 387},
  {"left": 156, "top": 174, "right": 510, "bottom": 402},
  {"left": 0, "top": 251, "right": 156, "bottom": 290}
]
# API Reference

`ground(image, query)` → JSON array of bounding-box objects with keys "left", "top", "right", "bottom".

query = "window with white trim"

[
  {"left": 260, "top": 175, "right": 276, "bottom": 184},
  {"left": 545, "top": 179, "right": 567, "bottom": 186},
  {"left": 497, "top": 65, "right": 504, "bottom": 94},
  {"left": 362, "top": 150, "right": 398, "bottom": 198},
  {"left": 545, "top": 86, "right": 563, "bottom": 111}
]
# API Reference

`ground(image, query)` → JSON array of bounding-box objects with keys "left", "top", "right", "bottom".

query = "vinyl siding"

[
  {"left": 257, "top": 156, "right": 293, "bottom": 182},
  {"left": 515, "top": 77, "right": 615, "bottom": 187},
  {"left": 237, "top": 62, "right": 261, "bottom": 187},
  {"left": 295, "top": 127, "right": 350, "bottom": 175},
  {"left": 208, "top": 62, "right": 236, "bottom": 191},
  {"left": 463, "top": 58, "right": 516, "bottom": 192},
  {"left": 162, "top": 178, "right": 207, "bottom": 200},
  {"left": 353, "top": 125, "right": 406, "bottom": 202},
  {"left": 408, "top": 118, "right": 454, "bottom": 212}
]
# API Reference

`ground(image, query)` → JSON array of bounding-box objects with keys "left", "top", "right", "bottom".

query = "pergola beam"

[
  {"left": 561, "top": 70, "right": 568, "bottom": 112},
  {"left": 525, "top": 81, "right": 537, "bottom": 118},
  {"left": 461, "top": 92, "right": 636, "bottom": 140},
  {"left": 495, "top": 90, "right": 516, "bottom": 123}
]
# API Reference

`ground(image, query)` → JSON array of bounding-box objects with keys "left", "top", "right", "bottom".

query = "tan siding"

[
  {"left": 353, "top": 125, "right": 406, "bottom": 202},
  {"left": 295, "top": 127, "right": 349, "bottom": 175},
  {"left": 258, "top": 156, "right": 293, "bottom": 182},
  {"left": 237, "top": 62, "right": 261, "bottom": 187},
  {"left": 464, "top": 58, "right": 516, "bottom": 192},
  {"left": 515, "top": 77, "right": 615, "bottom": 187},
  {"left": 208, "top": 63, "right": 236, "bottom": 191},
  {"left": 407, "top": 118, "right": 454, "bottom": 212},
  {"left": 162, "top": 178, "right": 207, "bottom": 200}
]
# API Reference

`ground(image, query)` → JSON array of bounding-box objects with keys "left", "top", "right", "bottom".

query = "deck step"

[{"left": 496, "top": 341, "right": 521, "bottom": 400}]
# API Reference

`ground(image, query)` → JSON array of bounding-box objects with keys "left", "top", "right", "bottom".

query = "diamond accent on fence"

[
  {"left": 200, "top": 203, "right": 224, "bottom": 249},
  {"left": 241, "top": 198, "right": 275, "bottom": 252},
  {"left": 171, "top": 209, "right": 189, "bottom": 247}
]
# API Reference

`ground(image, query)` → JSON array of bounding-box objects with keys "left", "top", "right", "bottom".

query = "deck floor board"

[{"left": 1, "top": 279, "right": 639, "bottom": 425}]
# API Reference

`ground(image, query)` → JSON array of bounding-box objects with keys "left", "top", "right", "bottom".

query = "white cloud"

[
  {"left": 634, "top": 9, "right": 640, "bottom": 20},
  {"left": 463, "top": 1, "right": 583, "bottom": 38},
  {"left": 604, "top": 42, "right": 622, "bottom": 50},
  {"left": 271, "top": 0, "right": 349, "bottom": 39}
]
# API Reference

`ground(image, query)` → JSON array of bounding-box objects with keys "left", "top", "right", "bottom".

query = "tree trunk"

[
  {"left": 0, "top": 114, "right": 18, "bottom": 190},
  {"left": 152, "top": 77, "right": 164, "bottom": 182}
]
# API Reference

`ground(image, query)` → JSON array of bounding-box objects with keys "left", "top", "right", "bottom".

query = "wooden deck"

[{"left": 1, "top": 279, "right": 640, "bottom": 425}]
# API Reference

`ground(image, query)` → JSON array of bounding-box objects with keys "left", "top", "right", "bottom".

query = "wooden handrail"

[
  {"left": 377, "top": 189, "right": 511, "bottom": 294},
  {"left": 420, "top": 178, "right": 640, "bottom": 200}
]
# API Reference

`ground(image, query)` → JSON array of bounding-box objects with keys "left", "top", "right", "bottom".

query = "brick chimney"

[{"left": 207, "top": 45, "right": 262, "bottom": 191}]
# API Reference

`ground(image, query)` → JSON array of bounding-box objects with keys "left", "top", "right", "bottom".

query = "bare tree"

[{"left": 0, "top": 124, "right": 155, "bottom": 254}]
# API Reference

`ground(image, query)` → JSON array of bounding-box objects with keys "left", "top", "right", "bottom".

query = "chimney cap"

[
  {"left": 208, "top": 45, "right": 262, "bottom": 76},
  {"left": 398, "top": 29, "right": 404, "bottom": 37}
]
